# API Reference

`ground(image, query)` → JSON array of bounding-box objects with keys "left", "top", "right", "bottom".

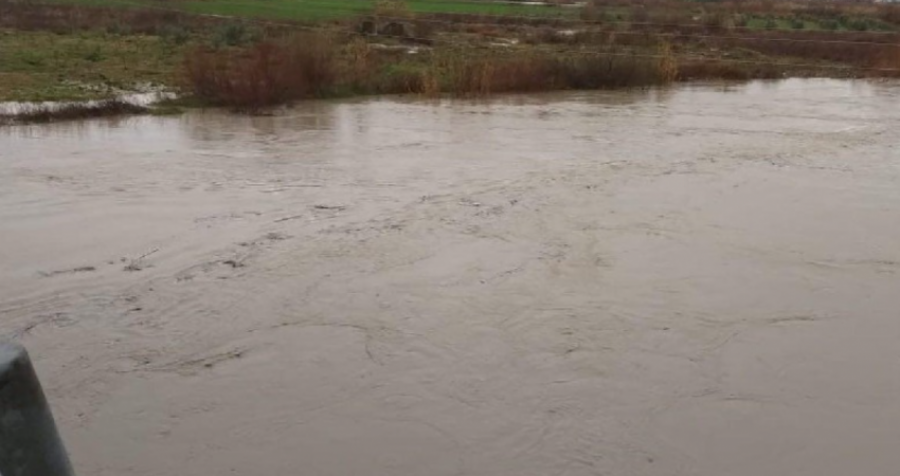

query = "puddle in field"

[{"left": 2, "top": 79, "right": 900, "bottom": 476}]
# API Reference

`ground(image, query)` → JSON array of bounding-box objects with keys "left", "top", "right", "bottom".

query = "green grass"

[
  {"left": 47, "top": 0, "right": 576, "bottom": 22},
  {"left": 0, "top": 29, "right": 185, "bottom": 101}
]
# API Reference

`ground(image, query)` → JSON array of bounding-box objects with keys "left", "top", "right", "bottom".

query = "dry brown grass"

[
  {"left": 704, "top": 31, "right": 900, "bottom": 68},
  {"left": 183, "top": 33, "right": 337, "bottom": 111},
  {"left": 421, "top": 45, "right": 675, "bottom": 97},
  {"left": 433, "top": 50, "right": 556, "bottom": 96},
  {"left": 676, "top": 60, "right": 784, "bottom": 81}
]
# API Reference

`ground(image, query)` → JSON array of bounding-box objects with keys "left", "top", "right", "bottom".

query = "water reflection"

[{"left": 3, "top": 79, "right": 899, "bottom": 155}]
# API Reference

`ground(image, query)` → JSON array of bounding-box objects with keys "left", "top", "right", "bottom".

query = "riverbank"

[{"left": 2, "top": 0, "right": 899, "bottom": 121}]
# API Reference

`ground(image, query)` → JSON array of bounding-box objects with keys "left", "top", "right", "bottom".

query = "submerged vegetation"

[{"left": 1, "top": 0, "right": 900, "bottom": 118}]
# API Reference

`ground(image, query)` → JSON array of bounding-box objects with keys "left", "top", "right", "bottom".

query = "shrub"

[{"left": 184, "top": 33, "right": 337, "bottom": 111}]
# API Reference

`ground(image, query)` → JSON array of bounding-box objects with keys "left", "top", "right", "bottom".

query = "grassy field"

[
  {"left": 46, "top": 0, "right": 576, "bottom": 22},
  {"left": 0, "top": 29, "right": 183, "bottom": 101}
]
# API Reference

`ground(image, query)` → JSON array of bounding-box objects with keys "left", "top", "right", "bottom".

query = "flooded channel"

[{"left": 2, "top": 79, "right": 900, "bottom": 476}]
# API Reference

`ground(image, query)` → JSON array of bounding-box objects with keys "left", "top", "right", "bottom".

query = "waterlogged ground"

[{"left": 2, "top": 79, "right": 900, "bottom": 476}]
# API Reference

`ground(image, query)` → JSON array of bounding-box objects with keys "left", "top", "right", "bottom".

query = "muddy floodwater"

[{"left": 2, "top": 79, "right": 900, "bottom": 476}]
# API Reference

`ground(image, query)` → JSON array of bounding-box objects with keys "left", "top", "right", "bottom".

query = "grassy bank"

[
  {"left": 1, "top": 0, "right": 899, "bottom": 120},
  {"left": 0, "top": 29, "right": 184, "bottom": 101}
]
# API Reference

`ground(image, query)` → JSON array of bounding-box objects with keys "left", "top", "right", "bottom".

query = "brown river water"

[{"left": 2, "top": 79, "right": 899, "bottom": 476}]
